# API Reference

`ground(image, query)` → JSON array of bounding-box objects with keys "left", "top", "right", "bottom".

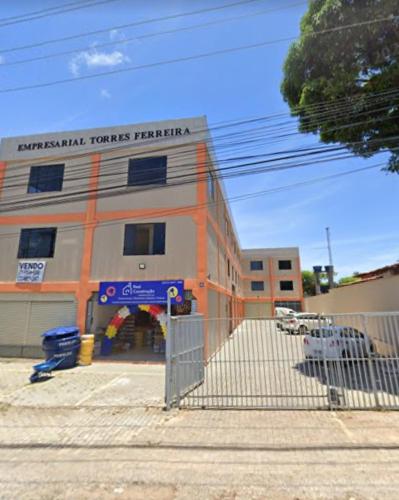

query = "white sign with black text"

[{"left": 16, "top": 261, "right": 47, "bottom": 283}]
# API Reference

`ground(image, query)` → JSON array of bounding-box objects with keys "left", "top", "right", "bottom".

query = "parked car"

[
  {"left": 282, "top": 312, "right": 331, "bottom": 335},
  {"left": 303, "top": 326, "right": 374, "bottom": 361},
  {"left": 275, "top": 307, "right": 297, "bottom": 329}
]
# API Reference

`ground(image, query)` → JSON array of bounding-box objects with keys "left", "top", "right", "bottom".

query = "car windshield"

[
  {"left": 340, "top": 328, "right": 365, "bottom": 338},
  {"left": 310, "top": 329, "right": 334, "bottom": 338}
]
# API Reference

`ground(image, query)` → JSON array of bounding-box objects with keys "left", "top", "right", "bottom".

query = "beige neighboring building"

[
  {"left": 0, "top": 116, "right": 303, "bottom": 358},
  {"left": 305, "top": 263, "right": 399, "bottom": 355},
  {"left": 305, "top": 263, "right": 399, "bottom": 314}
]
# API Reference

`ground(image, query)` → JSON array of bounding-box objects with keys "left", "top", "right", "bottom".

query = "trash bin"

[
  {"left": 42, "top": 326, "right": 81, "bottom": 370},
  {"left": 79, "top": 334, "right": 95, "bottom": 366}
]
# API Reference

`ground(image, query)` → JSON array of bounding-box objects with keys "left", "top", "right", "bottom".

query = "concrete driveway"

[
  {"left": 1, "top": 359, "right": 399, "bottom": 498},
  {"left": 0, "top": 359, "right": 165, "bottom": 408},
  {"left": 183, "top": 320, "right": 399, "bottom": 409}
]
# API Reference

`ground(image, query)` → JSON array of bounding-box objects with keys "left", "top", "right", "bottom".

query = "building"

[
  {"left": 305, "top": 263, "right": 399, "bottom": 355},
  {"left": 0, "top": 116, "right": 303, "bottom": 359}
]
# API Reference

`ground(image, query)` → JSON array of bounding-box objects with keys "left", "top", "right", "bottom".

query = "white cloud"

[
  {"left": 100, "top": 88, "right": 111, "bottom": 99},
  {"left": 69, "top": 49, "right": 130, "bottom": 76}
]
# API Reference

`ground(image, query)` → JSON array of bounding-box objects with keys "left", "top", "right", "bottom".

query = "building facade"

[{"left": 0, "top": 117, "right": 303, "bottom": 358}]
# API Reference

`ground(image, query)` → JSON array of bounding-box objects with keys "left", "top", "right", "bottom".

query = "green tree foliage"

[
  {"left": 281, "top": 0, "right": 399, "bottom": 172},
  {"left": 338, "top": 275, "right": 361, "bottom": 285},
  {"left": 302, "top": 270, "right": 316, "bottom": 296}
]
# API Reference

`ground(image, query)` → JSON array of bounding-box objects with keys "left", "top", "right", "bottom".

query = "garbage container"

[
  {"left": 79, "top": 334, "right": 95, "bottom": 366},
  {"left": 42, "top": 326, "right": 81, "bottom": 370}
]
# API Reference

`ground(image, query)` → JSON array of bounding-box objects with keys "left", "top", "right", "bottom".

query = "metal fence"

[
  {"left": 165, "top": 313, "right": 205, "bottom": 409},
  {"left": 165, "top": 312, "right": 399, "bottom": 410}
]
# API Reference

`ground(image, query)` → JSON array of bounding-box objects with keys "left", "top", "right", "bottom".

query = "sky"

[{"left": 0, "top": 0, "right": 398, "bottom": 277}]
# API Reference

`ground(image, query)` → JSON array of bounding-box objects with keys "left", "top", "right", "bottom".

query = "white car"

[
  {"left": 282, "top": 312, "right": 331, "bottom": 335},
  {"left": 303, "top": 326, "right": 374, "bottom": 361},
  {"left": 275, "top": 307, "right": 297, "bottom": 329}
]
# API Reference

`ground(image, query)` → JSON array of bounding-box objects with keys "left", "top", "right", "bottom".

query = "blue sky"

[{"left": 0, "top": 0, "right": 398, "bottom": 277}]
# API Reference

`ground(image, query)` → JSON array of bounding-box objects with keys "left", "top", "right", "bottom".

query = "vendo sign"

[{"left": 16, "top": 261, "right": 47, "bottom": 283}]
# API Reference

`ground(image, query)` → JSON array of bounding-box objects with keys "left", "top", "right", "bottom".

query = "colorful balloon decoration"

[{"left": 105, "top": 304, "right": 167, "bottom": 340}]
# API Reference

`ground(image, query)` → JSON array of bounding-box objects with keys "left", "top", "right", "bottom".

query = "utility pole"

[
  {"left": 326, "top": 226, "right": 333, "bottom": 267},
  {"left": 325, "top": 227, "right": 335, "bottom": 289}
]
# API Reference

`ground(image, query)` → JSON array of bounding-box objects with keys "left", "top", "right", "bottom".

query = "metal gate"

[{"left": 165, "top": 313, "right": 399, "bottom": 410}]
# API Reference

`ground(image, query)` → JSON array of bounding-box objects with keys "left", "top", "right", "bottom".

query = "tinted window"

[
  {"left": 250, "top": 260, "right": 263, "bottom": 271},
  {"left": 251, "top": 281, "right": 264, "bottom": 291},
  {"left": 123, "top": 223, "right": 166, "bottom": 255},
  {"left": 280, "top": 280, "right": 294, "bottom": 291},
  {"left": 28, "top": 164, "right": 64, "bottom": 193},
  {"left": 128, "top": 157, "right": 167, "bottom": 186},
  {"left": 18, "top": 228, "right": 57, "bottom": 258},
  {"left": 278, "top": 260, "right": 292, "bottom": 270},
  {"left": 207, "top": 171, "right": 215, "bottom": 201}
]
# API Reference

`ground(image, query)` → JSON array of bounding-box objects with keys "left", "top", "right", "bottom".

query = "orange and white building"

[{"left": 0, "top": 116, "right": 303, "bottom": 358}]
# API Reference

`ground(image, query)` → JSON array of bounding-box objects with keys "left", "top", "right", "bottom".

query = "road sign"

[{"left": 98, "top": 280, "right": 184, "bottom": 306}]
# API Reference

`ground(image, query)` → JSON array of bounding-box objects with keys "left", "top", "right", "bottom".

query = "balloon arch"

[
  {"left": 100, "top": 304, "right": 167, "bottom": 356},
  {"left": 105, "top": 304, "right": 168, "bottom": 340}
]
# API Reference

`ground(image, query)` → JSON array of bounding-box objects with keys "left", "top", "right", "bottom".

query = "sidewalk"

[{"left": 0, "top": 360, "right": 398, "bottom": 499}]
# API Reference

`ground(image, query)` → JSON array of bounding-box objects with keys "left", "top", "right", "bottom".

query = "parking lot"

[{"left": 183, "top": 320, "right": 399, "bottom": 409}]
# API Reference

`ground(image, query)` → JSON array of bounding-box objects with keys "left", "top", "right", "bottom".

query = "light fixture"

[{"left": 139, "top": 263, "right": 146, "bottom": 270}]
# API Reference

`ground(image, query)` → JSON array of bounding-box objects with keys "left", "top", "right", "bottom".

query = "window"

[
  {"left": 18, "top": 228, "right": 57, "bottom": 258},
  {"left": 28, "top": 164, "right": 64, "bottom": 193},
  {"left": 123, "top": 223, "right": 166, "bottom": 255},
  {"left": 128, "top": 156, "right": 167, "bottom": 186},
  {"left": 250, "top": 260, "right": 263, "bottom": 271},
  {"left": 278, "top": 260, "right": 292, "bottom": 270},
  {"left": 207, "top": 171, "right": 215, "bottom": 201},
  {"left": 251, "top": 281, "right": 264, "bottom": 291},
  {"left": 280, "top": 280, "right": 294, "bottom": 291},
  {"left": 227, "top": 259, "right": 231, "bottom": 277}
]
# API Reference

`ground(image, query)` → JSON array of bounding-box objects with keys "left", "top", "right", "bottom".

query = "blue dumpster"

[{"left": 42, "top": 326, "right": 81, "bottom": 370}]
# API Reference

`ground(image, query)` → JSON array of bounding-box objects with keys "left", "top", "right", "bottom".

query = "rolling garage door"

[
  {"left": 244, "top": 302, "right": 272, "bottom": 319},
  {"left": 0, "top": 294, "right": 77, "bottom": 358}
]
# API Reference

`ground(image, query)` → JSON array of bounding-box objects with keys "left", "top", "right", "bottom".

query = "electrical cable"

[{"left": 0, "top": 15, "right": 397, "bottom": 94}]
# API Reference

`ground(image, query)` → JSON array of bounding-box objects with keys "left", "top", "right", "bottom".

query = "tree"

[
  {"left": 302, "top": 270, "right": 316, "bottom": 296},
  {"left": 338, "top": 275, "right": 361, "bottom": 286},
  {"left": 281, "top": 0, "right": 399, "bottom": 172}
]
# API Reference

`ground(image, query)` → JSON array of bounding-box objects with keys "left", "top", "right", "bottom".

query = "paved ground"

[
  {"left": 0, "top": 359, "right": 165, "bottom": 408},
  {"left": 1, "top": 359, "right": 399, "bottom": 499},
  {"left": 185, "top": 320, "right": 399, "bottom": 409}
]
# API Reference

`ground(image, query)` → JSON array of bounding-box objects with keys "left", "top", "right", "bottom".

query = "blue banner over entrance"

[{"left": 98, "top": 280, "right": 184, "bottom": 306}]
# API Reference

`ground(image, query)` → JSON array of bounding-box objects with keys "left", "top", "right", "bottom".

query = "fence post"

[
  {"left": 362, "top": 315, "right": 380, "bottom": 409},
  {"left": 165, "top": 293, "right": 174, "bottom": 410}
]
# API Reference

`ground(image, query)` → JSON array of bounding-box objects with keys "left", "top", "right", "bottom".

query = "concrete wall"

[
  {"left": 0, "top": 223, "right": 84, "bottom": 281},
  {"left": 90, "top": 215, "right": 197, "bottom": 281},
  {"left": 97, "top": 144, "right": 197, "bottom": 212},
  {"left": 305, "top": 275, "right": 399, "bottom": 355},
  {"left": 305, "top": 275, "right": 399, "bottom": 314}
]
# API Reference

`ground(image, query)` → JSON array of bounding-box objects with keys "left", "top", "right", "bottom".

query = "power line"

[
  {"left": 0, "top": 0, "right": 122, "bottom": 28},
  {"left": 0, "top": 0, "right": 265, "bottom": 53},
  {"left": 0, "top": 2, "right": 306, "bottom": 68},
  {"left": 3, "top": 87, "right": 398, "bottom": 186},
  {"left": 0, "top": 162, "right": 383, "bottom": 241},
  {"left": 0, "top": 15, "right": 397, "bottom": 93},
  {"left": 1, "top": 138, "right": 397, "bottom": 212},
  {"left": 0, "top": 0, "right": 95, "bottom": 23}
]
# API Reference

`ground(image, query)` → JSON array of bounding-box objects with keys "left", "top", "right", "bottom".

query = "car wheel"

[{"left": 298, "top": 325, "right": 307, "bottom": 335}]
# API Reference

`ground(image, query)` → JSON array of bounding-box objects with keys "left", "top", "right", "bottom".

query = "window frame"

[
  {"left": 251, "top": 281, "right": 265, "bottom": 292},
  {"left": 17, "top": 227, "right": 57, "bottom": 259},
  {"left": 250, "top": 260, "right": 263, "bottom": 271},
  {"left": 278, "top": 259, "right": 293, "bottom": 271},
  {"left": 123, "top": 222, "right": 166, "bottom": 256},
  {"left": 27, "top": 164, "right": 65, "bottom": 194},
  {"left": 280, "top": 280, "right": 294, "bottom": 291},
  {"left": 127, "top": 156, "right": 167, "bottom": 187}
]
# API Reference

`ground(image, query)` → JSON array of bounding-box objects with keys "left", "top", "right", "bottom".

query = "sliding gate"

[{"left": 166, "top": 313, "right": 399, "bottom": 410}]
